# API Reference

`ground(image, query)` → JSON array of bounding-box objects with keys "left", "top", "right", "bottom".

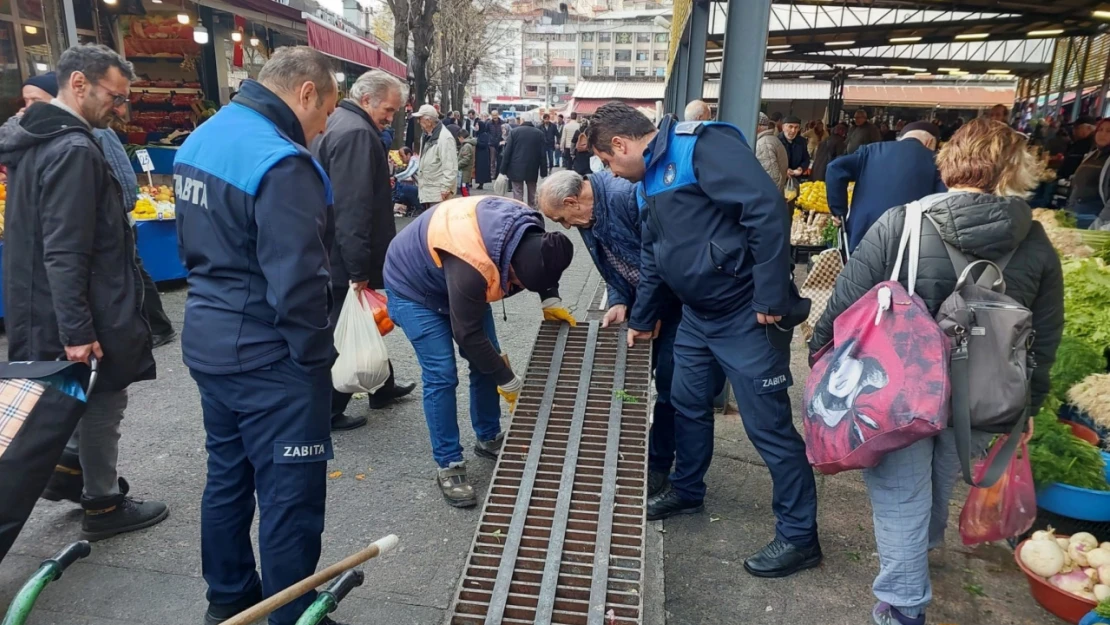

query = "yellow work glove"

[
  {"left": 497, "top": 373, "right": 523, "bottom": 413},
  {"left": 540, "top": 297, "right": 577, "bottom": 326}
]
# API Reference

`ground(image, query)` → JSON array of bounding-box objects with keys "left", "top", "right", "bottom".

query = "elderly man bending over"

[{"left": 537, "top": 170, "right": 722, "bottom": 497}]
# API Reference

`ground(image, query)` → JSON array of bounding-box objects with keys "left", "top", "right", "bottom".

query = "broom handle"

[{"left": 221, "top": 535, "right": 399, "bottom": 625}]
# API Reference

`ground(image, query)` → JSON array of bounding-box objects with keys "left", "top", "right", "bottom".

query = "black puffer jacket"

[{"left": 810, "top": 192, "right": 1064, "bottom": 408}]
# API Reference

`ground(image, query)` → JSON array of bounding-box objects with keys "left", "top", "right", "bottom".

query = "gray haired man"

[
  {"left": 312, "top": 69, "right": 416, "bottom": 431},
  {"left": 0, "top": 44, "right": 168, "bottom": 540}
]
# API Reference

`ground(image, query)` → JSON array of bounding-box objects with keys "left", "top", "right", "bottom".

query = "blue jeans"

[
  {"left": 393, "top": 181, "right": 419, "bottom": 211},
  {"left": 863, "top": 429, "right": 991, "bottom": 617},
  {"left": 386, "top": 292, "right": 502, "bottom": 467}
]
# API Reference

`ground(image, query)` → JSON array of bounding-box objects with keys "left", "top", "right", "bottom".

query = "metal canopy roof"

[{"left": 710, "top": 1, "right": 1110, "bottom": 79}]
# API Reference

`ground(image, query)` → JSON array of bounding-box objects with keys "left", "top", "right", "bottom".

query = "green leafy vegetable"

[
  {"left": 1097, "top": 597, "right": 1110, "bottom": 619},
  {"left": 821, "top": 222, "right": 839, "bottom": 247},
  {"left": 1050, "top": 336, "right": 1107, "bottom": 404},
  {"left": 1029, "top": 407, "right": 1109, "bottom": 490},
  {"left": 613, "top": 389, "right": 639, "bottom": 404},
  {"left": 1062, "top": 258, "right": 1110, "bottom": 351}
]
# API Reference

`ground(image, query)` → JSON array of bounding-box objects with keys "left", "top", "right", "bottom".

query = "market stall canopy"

[{"left": 303, "top": 14, "right": 408, "bottom": 79}]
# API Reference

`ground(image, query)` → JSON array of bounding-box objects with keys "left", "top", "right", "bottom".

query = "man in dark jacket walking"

[
  {"left": 499, "top": 113, "right": 548, "bottom": 206},
  {"left": 312, "top": 69, "right": 415, "bottom": 432},
  {"left": 542, "top": 113, "right": 560, "bottom": 169},
  {"left": 827, "top": 121, "right": 946, "bottom": 252},
  {"left": 587, "top": 103, "right": 820, "bottom": 579},
  {"left": 174, "top": 48, "right": 348, "bottom": 625},
  {"left": 779, "top": 115, "right": 810, "bottom": 178},
  {"left": 0, "top": 44, "right": 168, "bottom": 541},
  {"left": 810, "top": 122, "right": 847, "bottom": 182}
]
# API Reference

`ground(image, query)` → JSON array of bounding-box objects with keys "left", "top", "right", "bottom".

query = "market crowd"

[{"left": 0, "top": 41, "right": 1083, "bottom": 625}]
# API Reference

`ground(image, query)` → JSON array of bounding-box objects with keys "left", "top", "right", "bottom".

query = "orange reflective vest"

[{"left": 426, "top": 197, "right": 504, "bottom": 302}]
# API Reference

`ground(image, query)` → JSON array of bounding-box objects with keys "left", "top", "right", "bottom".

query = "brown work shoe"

[
  {"left": 437, "top": 462, "right": 477, "bottom": 508},
  {"left": 474, "top": 432, "right": 505, "bottom": 460}
]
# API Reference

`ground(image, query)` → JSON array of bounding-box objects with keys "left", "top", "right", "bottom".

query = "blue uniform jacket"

[
  {"left": 630, "top": 116, "right": 793, "bottom": 332},
  {"left": 579, "top": 171, "right": 641, "bottom": 308},
  {"left": 174, "top": 80, "right": 335, "bottom": 375},
  {"left": 826, "top": 139, "right": 946, "bottom": 252}
]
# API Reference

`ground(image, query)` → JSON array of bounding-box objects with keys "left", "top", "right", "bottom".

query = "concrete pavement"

[{"left": 0, "top": 209, "right": 1058, "bottom": 625}]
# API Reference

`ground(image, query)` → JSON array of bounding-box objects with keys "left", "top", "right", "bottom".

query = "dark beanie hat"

[
  {"left": 23, "top": 72, "right": 58, "bottom": 98},
  {"left": 510, "top": 230, "right": 574, "bottom": 293},
  {"left": 899, "top": 120, "right": 941, "bottom": 138},
  {"left": 783, "top": 115, "right": 802, "bottom": 125}
]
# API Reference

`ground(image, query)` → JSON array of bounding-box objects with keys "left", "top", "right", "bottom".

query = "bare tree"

[{"left": 433, "top": 0, "right": 514, "bottom": 115}]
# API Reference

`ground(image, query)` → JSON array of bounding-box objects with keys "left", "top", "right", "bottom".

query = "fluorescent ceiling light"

[
  {"left": 892, "top": 66, "right": 927, "bottom": 72},
  {"left": 1028, "top": 29, "right": 1064, "bottom": 37},
  {"left": 1094, "top": 10, "right": 1110, "bottom": 19},
  {"left": 882, "top": 73, "right": 900, "bottom": 78},
  {"left": 955, "top": 33, "right": 989, "bottom": 40},
  {"left": 799, "top": 75, "right": 815, "bottom": 79},
  {"left": 938, "top": 67, "right": 961, "bottom": 72},
  {"left": 890, "top": 36, "right": 922, "bottom": 43},
  {"left": 914, "top": 73, "right": 932, "bottom": 77},
  {"left": 826, "top": 40, "right": 855, "bottom": 46},
  {"left": 767, "top": 44, "right": 791, "bottom": 50},
  {"left": 848, "top": 73, "right": 865, "bottom": 78},
  {"left": 771, "top": 49, "right": 792, "bottom": 54},
  {"left": 948, "top": 70, "right": 969, "bottom": 76},
  {"left": 986, "top": 69, "right": 1012, "bottom": 75}
]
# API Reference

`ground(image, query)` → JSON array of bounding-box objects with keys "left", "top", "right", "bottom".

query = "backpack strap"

[
  {"left": 891, "top": 201, "right": 924, "bottom": 295},
  {"left": 952, "top": 342, "right": 1029, "bottom": 487}
]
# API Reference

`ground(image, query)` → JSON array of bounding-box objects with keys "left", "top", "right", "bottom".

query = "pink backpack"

[{"left": 803, "top": 202, "right": 951, "bottom": 474}]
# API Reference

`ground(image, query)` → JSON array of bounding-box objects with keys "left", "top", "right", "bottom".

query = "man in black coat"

[
  {"left": 499, "top": 113, "right": 548, "bottom": 206},
  {"left": 542, "top": 113, "right": 560, "bottom": 169},
  {"left": 779, "top": 115, "right": 810, "bottom": 178},
  {"left": 312, "top": 70, "right": 415, "bottom": 431},
  {"left": 0, "top": 44, "right": 168, "bottom": 540}
]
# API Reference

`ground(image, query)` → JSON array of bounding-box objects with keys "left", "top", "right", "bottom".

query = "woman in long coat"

[{"left": 474, "top": 119, "right": 492, "bottom": 189}]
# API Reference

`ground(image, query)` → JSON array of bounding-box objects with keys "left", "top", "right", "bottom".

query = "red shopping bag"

[{"left": 958, "top": 431, "right": 1036, "bottom": 545}]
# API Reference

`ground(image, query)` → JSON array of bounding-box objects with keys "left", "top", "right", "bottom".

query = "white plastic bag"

[
  {"left": 493, "top": 173, "right": 509, "bottom": 196},
  {"left": 331, "top": 285, "right": 390, "bottom": 394}
]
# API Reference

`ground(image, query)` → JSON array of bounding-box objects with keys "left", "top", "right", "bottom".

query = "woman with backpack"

[{"left": 808, "top": 117, "right": 1064, "bottom": 625}]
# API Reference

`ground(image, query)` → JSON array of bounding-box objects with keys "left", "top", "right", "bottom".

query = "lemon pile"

[{"left": 793, "top": 181, "right": 854, "bottom": 214}]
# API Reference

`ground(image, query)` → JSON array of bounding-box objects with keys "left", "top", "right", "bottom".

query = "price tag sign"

[{"left": 135, "top": 149, "right": 154, "bottom": 173}]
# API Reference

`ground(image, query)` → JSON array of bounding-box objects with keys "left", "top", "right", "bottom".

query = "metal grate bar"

[
  {"left": 448, "top": 321, "right": 651, "bottom": 625},
  {"left": 483, "top": 323, "right": 571, "bottom": 625},
  {"left": 587, "top": 329, "right": 628, "bottom": 625},
  {"left": 535, "top": 321, "right": 600, "bottom": 625}
]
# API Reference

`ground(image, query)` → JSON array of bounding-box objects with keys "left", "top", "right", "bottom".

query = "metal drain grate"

[{"left": 447, "top": 320, "right": 652, "bottom": 625}]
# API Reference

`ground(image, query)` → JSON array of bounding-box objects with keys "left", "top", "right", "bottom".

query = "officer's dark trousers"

[
  {"left": 648, "top": 304, "right": 724, "bottom": 474},
  {"left": 669, "top": 307, "right": 818, "bottom": 547},
  {"left": 191, "top": 358, "right": 333, "bottom": 625}
]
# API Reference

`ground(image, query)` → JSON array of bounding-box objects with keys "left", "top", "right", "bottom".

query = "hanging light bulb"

[
  {"left": 102, "top": 0, "right": 118, "bottom": 5},
  {"left": 193, "top": 25, "right": 209, "bottom": 44},
  {"left": 231, "top": 31, "right": 242, "bottom": 42},
  {"left": 250, "top": 36, "right": 260, "bottom": 46},
  {"left": 177, "top": 12, "right": 190, "bottom": 24},
  {"left": 335, "top": 72, "right": 346, "bottom": 83},
  {"left": 24, "top": 25, "right": 38, "bottom": 34}
]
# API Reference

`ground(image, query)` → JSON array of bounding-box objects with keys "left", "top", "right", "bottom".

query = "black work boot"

[
  {"left": 367, "top": 363, "right": 416, "bottom": 409},
  {"left": 474, "top": 432, "right": 505, "bottom": 460},
  {"left": 743, "top": 538, "right": 823, "bottom": 578},
  {"left": 81, "top": 478, "right": 170, "bottom": 542},
  {"left": 203, "top": 586, "right": 262, "bottom": 625},
  {"left": 41, "top": 451, "right": 83, "bottom": 504},
  {"left": 647, "top": 470, "right": 670, "bottom": 498},
  {"left": 645, "top": 489, "right": 703, "bottom": 521},
  {"left": 436, "top": 463, "right": 477, "bottom": 508},
  {"left": 331, "top": 413, "right": 368, "bottom": 431}
]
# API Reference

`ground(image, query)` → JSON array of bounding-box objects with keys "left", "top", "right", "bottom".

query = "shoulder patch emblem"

[
  {"left": 663, "top": 163, "right": 676, "bottom": 185},
  {"left": 674, "top": 121, "right": 703, "bottom": 135}
]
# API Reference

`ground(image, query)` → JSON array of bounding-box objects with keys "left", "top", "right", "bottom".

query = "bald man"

[{"left": 684, "top": 99, "right": 712, "bottom": 122}]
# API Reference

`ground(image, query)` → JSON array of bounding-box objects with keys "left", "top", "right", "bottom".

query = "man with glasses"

[{"left": 0, "top": 44, "right": 168, "bottom": 541}]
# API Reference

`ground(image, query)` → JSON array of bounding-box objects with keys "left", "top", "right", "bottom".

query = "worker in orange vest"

[{"left": 382, "top": 195, "right": 576, "bottom": 507}]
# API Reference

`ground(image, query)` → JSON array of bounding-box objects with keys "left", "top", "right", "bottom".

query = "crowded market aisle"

[{"left": 0, "top": 205, "right": 1052, "bottom": 625}]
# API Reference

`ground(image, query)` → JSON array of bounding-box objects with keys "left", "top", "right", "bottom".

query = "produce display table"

[
  {"left": 129, "top": 145, "right": 178, "bottom": 176},
  {"left": 135, "top": 220, "right": 186, "bottom": 283}
]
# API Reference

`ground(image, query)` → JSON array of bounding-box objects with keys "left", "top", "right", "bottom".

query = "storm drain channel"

[{"left": 447, "top": 320, "right": 652, "bottom": 625}]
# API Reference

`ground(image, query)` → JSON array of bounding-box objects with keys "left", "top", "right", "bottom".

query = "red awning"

[
  {"left": 306, "top": 16, "right": 380, "bottom": 70},
  {"left": 571, "top": 98, "right": 656, "bottom": 115}
]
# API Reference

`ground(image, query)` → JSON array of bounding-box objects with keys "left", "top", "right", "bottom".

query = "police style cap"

[{"left": 510, "top": 230, "right": 574, "bottom": 293}]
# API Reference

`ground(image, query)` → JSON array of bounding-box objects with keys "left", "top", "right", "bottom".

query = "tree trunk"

[
  {"left": 388, "top": 0, "right": 411, "bottom": 149},
  {"left": 410, "top": 0, "right": 438, "bottom": 107}
]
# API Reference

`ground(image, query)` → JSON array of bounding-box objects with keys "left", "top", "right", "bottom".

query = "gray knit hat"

[{"left": 757, "top": 112, "right": 773, "bottom": 129}]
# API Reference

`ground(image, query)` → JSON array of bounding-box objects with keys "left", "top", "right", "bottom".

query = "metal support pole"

[
  {"left": 1072, "top": 35, "right": 1092, "bottom": 121},
  {"left": 684, "top": 0, "right": 709, "bottom": 108},
  {"left": 717, "top": 0, "right": 771, "bottom": 136},
  {"left": 675, "top": 39, "right": 690, "bottom": 118},
  {"left": 1054, "top": 37, "right": 1075, "bottom": 120}
]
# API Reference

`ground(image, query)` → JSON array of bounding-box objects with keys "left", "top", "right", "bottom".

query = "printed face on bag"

[{"left": 807, "top": 338, "right": 888, "bottom": 446}]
